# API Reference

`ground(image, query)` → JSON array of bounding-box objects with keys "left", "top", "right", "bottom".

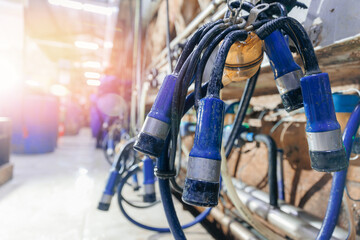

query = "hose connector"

[
  {"left": 301, "top": 73, "right": 347, "bottom": 172},
  {"left": 182, "top": 96, "right": 224, "bottom": 207},
  {"left": 98, "top": 169, "right": 119, "bottom": 211},
  {"left": 143, "top": 157, "right": 156, "bottom": 203},
  {"left": 134, "top": 74, "right": 177, "bottom": 157},
  {"left": 264, "top": 30, "right": 303, "bottom": 112}
]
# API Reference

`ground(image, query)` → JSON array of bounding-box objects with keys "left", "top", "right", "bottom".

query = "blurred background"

[{"left": 0, "top": 0, "right": 135, "bottom": 154}]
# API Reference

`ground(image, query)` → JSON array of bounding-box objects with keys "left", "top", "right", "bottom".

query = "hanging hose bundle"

[
  {"left": 170, "top": 21, "right": 229, "bottom": 170},
  {"left": 133, "top": 20, "right": 224, "bottom": 159},
  {"left": 134, "top": 2, "right": 277, "bottom": 239},
  {"left": 181, "top": 25, "right": 284, "bottom": 238},
  {"left": 132, "top": 0, "right": 352, "bottom": 239},
  {"left": 181, "top": 29, "right": 248, "bottom": 206}
]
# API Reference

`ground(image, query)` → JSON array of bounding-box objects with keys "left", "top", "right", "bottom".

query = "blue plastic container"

[
  {"left": 12, "top": 95, "right": 59, "bottom": 154},
  {"left": 333, "top": 93, "right": 360, "bottom": 113}
]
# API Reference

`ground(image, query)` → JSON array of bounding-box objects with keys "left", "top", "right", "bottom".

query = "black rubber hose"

[
  {"left": 255, "top": 16, "right": 320, "bottom": 75},
  {"left": 239, "top": 133, "right": 278, "bottom": 207},
  {"left": 194, "top": 24, "right": 242, "bottom": 109},
  {"left": 121, "top": 193, "right": 160, "bottom": 209},
  {"left": 175, "top": 22, "right": 228, "bottom": 116},
  {"left": 118, "top": 165, "right": 161, "bottom": 209},
  {"left": 254, "top": 134, "right": 278, "bottom": 208},
  {"left": 251, "top": 19, "right": 271, "bottom": 30},
  {"left": 269, "top": 2, "right": 288, "bottom": 16},
  {"left": 170, "top": 23, "right": 229, "bottom": 172},
  {"left": 200, "top": 19, "right": 224, "bottom": 39},
  {"left": 170, "top": 177, "right": 183, "bottom": 194},
  {"left": 207, "top": 30, "right": 248, "bottom": 97},
  {"left": 224, "top": 69, "right": 260, "bottom": 157},
  {"left": 173, "top": 26, "right": 205, "bottom": 74},
  {"left": 174, "top": 20, "right": 224, "bottom": 74}
]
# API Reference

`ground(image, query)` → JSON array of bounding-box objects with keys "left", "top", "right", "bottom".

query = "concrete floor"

[{"left": 0, "top": 129, "right": 213, "bottom": 240}]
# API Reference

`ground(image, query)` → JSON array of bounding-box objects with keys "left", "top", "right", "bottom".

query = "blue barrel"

[{"left": 12, "top": 95, "right": 59, "bottom": 154}]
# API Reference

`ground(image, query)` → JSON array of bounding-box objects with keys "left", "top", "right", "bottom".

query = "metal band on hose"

[
  {"left": 100, "top": 194, "right": 113, "bottom": 204},
  {"left": 141, "top": 117, "right": 170, "bottom": 140},
  {"left": 306, "top": 129, "right": 343, "bottom": 151},
  {"left": 275, "top": 69, "right": 303, "bottom": 94},
  {"left": 186, "top": 156, "right": 221, "bottom": 182}
]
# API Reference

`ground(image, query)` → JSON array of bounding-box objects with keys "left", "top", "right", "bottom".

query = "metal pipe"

[
  {"left": 130, "top": 0, "right": 140, "bottom": 136},
  {"left": 227, "top": 184, "right": 340, "bottom": 240},
  {"left": 151, "top": 0, "right": 225, "bottom": 70},
  {"left": 210, "top": 207, "right": 260, "bottom": 240},
  {"left": 232, "top": 179, "right": 349, "bottom": 239},
  {"left": 165, "top": 0, "right": 172, "bottom": 73},
  {"left": 136, "top": 0, "right": 143, "bottom": 131}
]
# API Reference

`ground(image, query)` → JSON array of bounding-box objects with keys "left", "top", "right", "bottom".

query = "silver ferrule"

[
  {"left": 100, "top": 193, "right": 113, "bottom": 205},
  {"left": 141, "top": 116, "right": 170, "bottom": 140},
  {"left": 275, "top": 70, "right": 303, "bottom": 95},
  {"left": 144, "top": 184, "right": 155, "bottom": 195},
  {"left": 306, "top": 129, "right": 343, "bottom": 151},
  {"left": 186, "top": 156, "right": 221, "bottom": 183}
]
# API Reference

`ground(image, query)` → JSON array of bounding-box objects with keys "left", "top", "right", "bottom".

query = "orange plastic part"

[{"left": 222, "top": 32, "right": 264, "bottom": 86}]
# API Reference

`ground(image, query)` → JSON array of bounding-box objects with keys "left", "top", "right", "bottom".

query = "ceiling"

[{"left": 25, "top": 0, "right": 120, "bottom": 62}]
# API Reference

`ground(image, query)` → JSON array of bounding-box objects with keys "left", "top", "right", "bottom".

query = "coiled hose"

[{"left": 117, "top": 164, "right": 211, "bottom": 233}]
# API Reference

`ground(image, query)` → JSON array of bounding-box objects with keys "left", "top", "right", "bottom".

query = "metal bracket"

[{"left": 245, "top": 3, "right": 270, "bottom": 27}]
